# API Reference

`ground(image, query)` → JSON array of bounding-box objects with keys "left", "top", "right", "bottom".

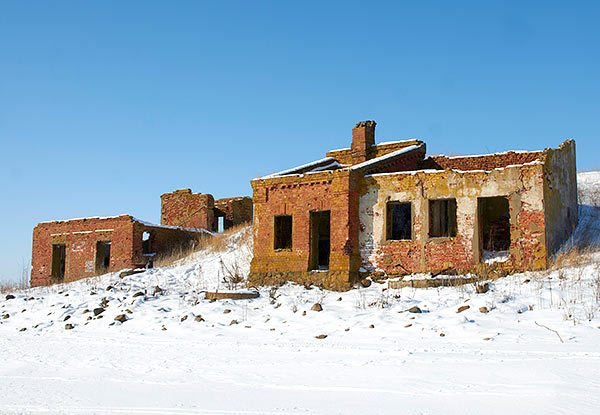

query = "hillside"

[{"left": 1, "top": 173, "right": 599, "bottom": 414}]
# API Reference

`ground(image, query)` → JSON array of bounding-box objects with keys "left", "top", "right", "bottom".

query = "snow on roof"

[
  {"left": 350, "top": 145, "right": 422, "bottom": 171},
  {"left": 133, "top": 218, "right": 214, "bottom": 235},
  {"left": 39, "top": 214, "right": 212, "bottom": 235},
  {"left": 261, "top": 157, "right": 340, "bottom": 178},
  {"left": 365, "top": 160, "right": 544, "bottom": 177},
  {"left": 432, "top": 149, "right": 543, "bottom": 160},
  {"left": 39, "top": 214, "right": 131, "bottom": 224},
  {"left": 376, "top": 139, "right": 421, "bottom": 146}
]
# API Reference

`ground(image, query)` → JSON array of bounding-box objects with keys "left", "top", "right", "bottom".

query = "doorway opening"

[
  {"left": 142, "top": 231, "right": 152, "bottom": 255},
  {"left": 96, "top": 241, "right": 111, "bottom": 273},
  {"left": 309, "top": 210, "right": 330, "bottom": 271},
  {"left": 479, "top": 196, "right": 511, "bottom": 261},
  {"left": 51, "top": 244, "right": 66, "bottom": 282}
]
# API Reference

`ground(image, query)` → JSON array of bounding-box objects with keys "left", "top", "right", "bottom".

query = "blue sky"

[{"left": 1, "top": 1, "right": 599, "bottom": 283}]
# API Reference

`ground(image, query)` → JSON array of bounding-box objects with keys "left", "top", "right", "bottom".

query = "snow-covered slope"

[{"left": 1, "top": 174, "right": 600, "bottom": 414}]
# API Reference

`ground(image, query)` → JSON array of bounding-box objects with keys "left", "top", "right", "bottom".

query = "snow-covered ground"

[{"left": 1, "top": 174, "right": 600, "bottom": 414}]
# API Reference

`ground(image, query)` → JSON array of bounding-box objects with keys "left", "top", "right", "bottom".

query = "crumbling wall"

[
  {"left": 327, "top": 140, "right": 424, "bottom": 166},
  {"left": 160, "top": 189, "right": 214, "bottom": 230},
  {"left": 358, "top": 161, "right": 548, "bottom": 275},
  {"left": 213, "top": 197, "right": 253, "bottom": 230},
  {"left": 31, "top": 215, "right": 209, "bottom": 287},
  {"left": 422, "top": 151, "right": 545, "bottom": 171},
  {"left": 30, "top": 216, "right": 136, "bottom": 286},
  {"left": 248, "top": 169, "right": 361, "bottom": 291},
  {"left": 131, "top": 222, "right": 207, "bottom": 267},
  {"left": 543, "top": 140, "right": 578, "bottom": 257}
]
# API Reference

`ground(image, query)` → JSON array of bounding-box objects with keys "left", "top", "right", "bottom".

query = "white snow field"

[{"left": 1, "top": 173, "right": 600, "bottom": 414}]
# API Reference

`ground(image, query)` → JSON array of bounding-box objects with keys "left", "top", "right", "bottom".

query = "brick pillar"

[
  {"left": 351, "top": 120, "right": 376, "bottom": 164},
  {"left": 329, "top": 170, "right": 361, "bottom": 279}
]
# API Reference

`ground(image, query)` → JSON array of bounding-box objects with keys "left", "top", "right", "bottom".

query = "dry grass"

[
  {"left": 553, "top": 243, "right": 598, "bottom": 269},
  {"left": 551, "top": 180, "right": 600, "bottom": 270},
  {"left": 0, "top": 278, "right": 29, "bottom": 294},
  {"left": 153, "top": 223, "right": 252, "bottom": 268},
  {"left": 153, "top": 239, "right": 205, "bottom": 268},
  {"left": 553, "top": 205, "right": 600, "bottom": 269},
  {"left": 206, "top": 222, "right": 252, "bottom": 253},
  {"left": 0, "top": 261, "right": 30, "bottom": 294}
]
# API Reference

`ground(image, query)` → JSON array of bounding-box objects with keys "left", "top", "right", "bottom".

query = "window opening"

[
  {"left": 429, "top": 199, "right": 457, "bottom": 237},
  {"left": 387, "top": 202, "right": 412, "bottom": 240},
  {"left": 274, "top": 215, "right": 293, "bottom": 249},
  {"left": 142, "top": 231, "right": 152, "bottom": 255}
]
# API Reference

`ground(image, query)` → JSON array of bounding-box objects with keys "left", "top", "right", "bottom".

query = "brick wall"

[
  {"left": 160, "top": 189, "right": 214, "bottom": 230},
  {"left": 358, "top": 163, "right": 549, "bottom": 276},
  {"left": 214, "top": 197, "right": 253, "bottom": 230},
  {"left": 131, "top": 222, "right": 206, "bottom": 267},
  {"left": 327, "top": 140, "right": 424, "bottom": 166},
  {"left": 31, "top": 215, "right": 205, "bottom": 287},
  {"left": 248, "top": 169, "right": 361, "bottom": 290},
  {"left": 422, "top": 151, "right": 545, "bottom": 171},
  {"left": 31, "top": 216, "right": 136, "bottom": 286}
]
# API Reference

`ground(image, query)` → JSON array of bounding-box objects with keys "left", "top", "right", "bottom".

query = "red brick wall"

[
  {"left": 131, "top": 222, "right": 206, "bottom": 268},
  {"left": 31, "top": 215, "right": 208, "bottom": 287},
  {"left": 249, "top": 170, "right": 361, "bottom": 290},
  {"left": 359, "top": 146, "right": 426, "bottom": 175},
  {"left": 31, "top": 216, "right": 136, "bottom": 286},
  {"left": 351, "top": 121, "right": 376, "bottom": 164},
  {"left": 214, "top": 197, "right": 253, "bottom": 230},
  {"left": 327, "top": 140, "right": 424, "bottom": 166},
  {"left": 422, "top": 151, "right": 545, "bottom": 171},
  {"left": 160, "top": 189, "right": 214, "bottom": 230}
]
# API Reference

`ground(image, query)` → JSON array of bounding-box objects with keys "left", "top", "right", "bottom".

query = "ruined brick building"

[
  {"left": 249, "top": 121, "right": 577, "bottom": 291},
  {"left": 31, "top": 190, "right": 252, "bottom": 287}
]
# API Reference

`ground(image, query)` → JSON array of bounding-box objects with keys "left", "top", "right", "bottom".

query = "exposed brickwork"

[
  {"left": 359, "top": 164, "right": 549, "bottom": 276},
  {"left": 161, "top": 189, "right": 252, "bottom": 232},
  {"left": 30, "top": 215, "right": 204, "bottom": 287},
  {"left": 351, "top": 120, "right": 376, "bottom": 164},
  {"left": 421, "top": 151, "right": 545, "bottom": 171},
  {"left": 249, "top": 170, "right": 361, "bottom": 291},
  {"left": 160, "top": 189, "right": 215, "bottom": 230},
  {"left": 213, "top": 197, "right": 253, "bottom": 230},
  {"left": 31, "top": 188, "right": 252, "bottom": 287},
  {"left": 250, "top": 121, "right": 578, "bottom": 291}
]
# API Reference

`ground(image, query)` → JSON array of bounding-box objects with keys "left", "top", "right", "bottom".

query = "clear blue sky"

[{"left": 1, "top": 1, "right": 599, "bottom": 283}]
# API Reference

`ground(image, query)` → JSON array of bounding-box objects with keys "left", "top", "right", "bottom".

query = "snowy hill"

[{"left": 1, "top": 173, "right": 600, "bottom": 414}]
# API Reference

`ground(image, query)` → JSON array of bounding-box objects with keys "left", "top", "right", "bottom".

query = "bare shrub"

[{"left": 220, "top": 256, "right": 245, "bottom": 290}]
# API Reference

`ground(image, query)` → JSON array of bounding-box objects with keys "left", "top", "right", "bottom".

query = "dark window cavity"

[
  {"left": 387, "top": 202, "right": 412, "bottom": 240},
  {"left": 429, "top": 199, "right": 458, "bottom": 238},
  {"left": 274, "top": 215, "right": 293, "bottom": 249}
]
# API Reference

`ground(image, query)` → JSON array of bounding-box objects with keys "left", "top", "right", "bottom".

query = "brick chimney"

[{"left": 351, "top": 120, "right": 376, "bottom": 164}]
